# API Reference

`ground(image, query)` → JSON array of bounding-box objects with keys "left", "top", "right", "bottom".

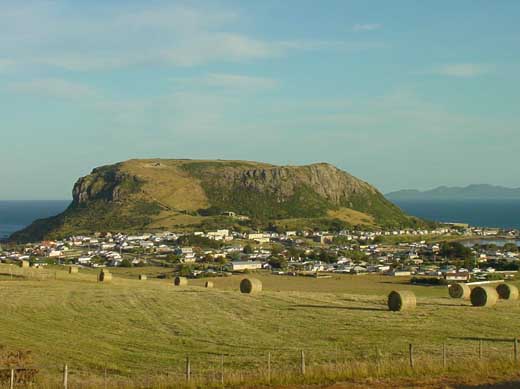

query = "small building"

[
  {"left": 388, "top": 270, "right": 412, "bottom": 277},
  {"left": 247, "top": 233, "right": 265, "bottom": 241},
  {"left": 226, "top": 261, "right": 263, "bottom": 272},
  {"left": 444, "top": 272, "right": 470, "bottom": 282},
  {"left": 314, "top": 235, "right": 334, "bottom": 244}
]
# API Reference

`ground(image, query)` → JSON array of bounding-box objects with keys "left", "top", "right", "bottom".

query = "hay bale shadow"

[
  {"left": 293, "top": 304, "right": 386, "bottom": 312},
  {"left": 417, "top": 302, "right": 470, "bottom": 307},
  {"left": 455, "top": 381, "right": 520, "bottom": 388}
]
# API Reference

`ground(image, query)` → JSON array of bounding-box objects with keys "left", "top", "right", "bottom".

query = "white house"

[{"left": 226, "top": 261, "right": 263, "bottom": 272}]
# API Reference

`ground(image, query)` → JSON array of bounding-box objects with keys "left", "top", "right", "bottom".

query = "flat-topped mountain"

[
  {"left": 11, "top": 159, "right": 423, "bottom": 242},
  {"left": 387, "top": 184, "right": 520, "bottom": 201}
]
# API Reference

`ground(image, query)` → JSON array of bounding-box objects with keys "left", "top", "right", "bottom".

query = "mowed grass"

[{"left": 1, "top": 264, "right": 520, "bottom": 385}]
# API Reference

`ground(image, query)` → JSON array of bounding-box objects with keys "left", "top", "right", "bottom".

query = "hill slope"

[
  {"left": 11, "top": 159, "right": 422, "bottom": 242},
  {"left": 387, "top": 184, "right": 520, "bottom": 201}
]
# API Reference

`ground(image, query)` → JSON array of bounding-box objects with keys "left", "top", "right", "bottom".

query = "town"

[{"left": 2, "top": 224, "right": 519, "bottom": 284}]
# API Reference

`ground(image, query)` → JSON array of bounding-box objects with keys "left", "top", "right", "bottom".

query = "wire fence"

[{"left": 1, "top": 338, "right": 519, "bottom": 388}]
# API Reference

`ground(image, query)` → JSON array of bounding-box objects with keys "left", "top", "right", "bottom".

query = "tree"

[
  {"left": 347, "top": 250, "right": 367, "bottom": 262},
  {"left": 228, "top": 252, "right": 241, "bottom": 261},
  {"left": 120, "top": 258, "right": 132, "bottom": 267},
  {"left": 243, "top": 244, "right": 254, "bottom": 254},
  {"left": 270, "top": 244, "right": 284, "bottom": 256},
  {"left": 287, "top": 247, "right": 303, "bottom": 260},
  {"left": 202, "top": 253, "right": 214, "bottom": 262},
  {"left": 503, "top": 243, "right": 519, "bottom": 253},
  {"left": 178, "top": 264, "right": 193, "bottom": 277},
  {"left": 317, "top": 249, "right": 337, "bottom": 263},
  {"left": 268, "top": 256, "right": 287, "bottom": 269},
  {"left": 215, "top": 256, "right": 229, "bottom": 265},
  {"left": 440, "top": 242, "right": 472, "bottom": 260}
]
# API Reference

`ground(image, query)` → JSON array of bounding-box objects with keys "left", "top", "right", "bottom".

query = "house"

[
  {"left": 77, "top": 256, "right": 92, "bottom": 264},
  {"left": 351, "top": 265, "right": 367, "bottom": 274},
  {"left": 388, "top": 270, "right": 412, "bottom": 277},
  {"left": 444, "top": 272, "right": 470, "bottom": 282},
  {"left": 313, "top": 235, "right": 334, "bottom": 244},
  {"left": 226, "top": 261, "right": 263, "bottom": 272},
  {"left": 247, "top": 233, "right": 265, "bottom": 240}
]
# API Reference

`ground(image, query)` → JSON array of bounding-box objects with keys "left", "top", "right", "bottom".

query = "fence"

[{"left": 2, "top": 338, "right": 519, "bottom": 388}]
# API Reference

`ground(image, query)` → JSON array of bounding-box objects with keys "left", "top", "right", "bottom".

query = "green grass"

[{"left": 1, "top": 266, "right": 520, "bottom": 387}]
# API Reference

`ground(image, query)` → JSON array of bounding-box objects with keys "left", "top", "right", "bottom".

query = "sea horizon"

[
  {"left": 0, "top": 200, "right": 71, "bottom": 239},
  {"left": 393, "top": 198, "right": 520, "bottom": 230}
]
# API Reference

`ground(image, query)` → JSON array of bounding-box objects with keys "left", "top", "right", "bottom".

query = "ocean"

[
  {"left": 0, "top": 200, "right": 70, "bottom": 240},
  {"left": 1, "top": 199, "right": 519, "bottom": 241},
  {"left": 392, "top": 199, "right": 520, "bottom": 229}
]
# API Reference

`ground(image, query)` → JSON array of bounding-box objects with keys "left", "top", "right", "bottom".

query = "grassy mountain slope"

[{"left": 11, "top": 159, "right": 424, "bottom": 242}]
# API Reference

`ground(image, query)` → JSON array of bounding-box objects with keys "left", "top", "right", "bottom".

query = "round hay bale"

[
  {"left": 496, "top": 283, "right": 519, "bottom": 300},
  {"left": 138, "top": 274, "right": 147, "bottom": 281},
  {"left": 240, "top": 278, "right": 262, "bottom": 294},
  {"left": 205, "top": 281, "right": 214, "bottom": 288},
  {"left": 68, "top": 266, "right": 79, "bottom": 274},
  {"left": 387, "top": 290, "right": 416, "bottom": 312},
  {"left": 98, "top": 270, "right": 112, "bottom": 282},
  {"left": 470, "top": 286, "right": 498, "bottom": 307},
  {"left": 448, "top": 283, "right": 470, "bottom": 299},
  {"left": 174, "top": 276, "right": 188, "bottom": 286}
]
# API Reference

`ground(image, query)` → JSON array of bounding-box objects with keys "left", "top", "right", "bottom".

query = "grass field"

[{"left": 1, "top": 265, "right": 519, "bottom": 388}]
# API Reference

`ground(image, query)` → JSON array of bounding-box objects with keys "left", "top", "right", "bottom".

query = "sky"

[{"left": 1, "top": 0, "right": 519, "bottom": 200}]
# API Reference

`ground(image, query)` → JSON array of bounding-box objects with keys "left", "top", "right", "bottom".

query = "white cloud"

[
  {"left": 204, "top": 73, "right": 278, "bottom": 90},
  {"left": 161, "top": 33, "right": 280, "bottom": 66},
  {"left": 0, "top": 58, "right": 15, "bottom": 71},
  {"left": 353, "top": 24, "right": 382, "bottom": 32},
  {"left": 172, "top": 73, "right": 278, "bottom": 91},
  {"left": 0, "top": 3, "right": 381, "bottom": 71},
  {"left": 7, "top": 79, "right": 98, "bottom": 99},
  {"left": 430, "top": 63, "right": 491, "bottom": 78}
]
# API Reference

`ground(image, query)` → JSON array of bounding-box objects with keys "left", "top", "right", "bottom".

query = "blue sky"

[{"left": 1, "top": 0, "right": 519, "bottom": 199}]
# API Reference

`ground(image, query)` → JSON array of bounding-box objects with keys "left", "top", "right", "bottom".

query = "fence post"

[
  {"left": 301, "top": 350, "right": 306, "bottom": 376},
  {"left": 442, "top": 343, "right": 447, "bottom": 369},
  {"left": 479, "top": 339, "right": 483, "bottom": 360},
  {"left": 220, "top": 354, "right": 224, "bottom": 386},
  {"left": 10, "top": 369, "right": 14, "bottom": 389},
  {"left": 408, "top": 344, "right": 414, "bottom": 369},
  {"left": 514, "top": 338, "right": 518, "bottom": 363},
  {"left": 63, "top": 364, "right": 68, "bottom": 389},
  {"left": 267, "top": 352, "right": 271, "bottom": 384},
  {"left": 104, "top": 367, "right": 108, "bottom": 389},
  {"left": 185, "top": 356, "right": 191, "bottom": 382}
]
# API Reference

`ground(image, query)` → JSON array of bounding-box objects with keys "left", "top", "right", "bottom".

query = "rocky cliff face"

[
  {"left": 196, "top": 163, "right": 375, "bottom": 204},
  {"left": 72, "top": 165, "right": 142, "bottom": 204}
]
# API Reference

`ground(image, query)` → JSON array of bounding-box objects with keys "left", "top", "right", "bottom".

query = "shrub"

[{"left": 411, "top": 277, "right": 447, "bottom": 285}]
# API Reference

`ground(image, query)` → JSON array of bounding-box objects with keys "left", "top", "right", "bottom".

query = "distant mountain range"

[{"left": 386, "top": 184, "right": 520, "bottom": 201}]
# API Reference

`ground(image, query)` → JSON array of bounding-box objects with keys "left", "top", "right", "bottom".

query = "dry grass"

[
  {"left": 119, "top": 159, "right": 209, "bottom": 211},
  {"left": 1, "top": 265, "right": 520, "bottom": 387},
  {"left": 147, "top": 210, "right": 205, "bottom": 229},
  {"left": 327, "top": 207, "right": 375, "bottom": 226}
]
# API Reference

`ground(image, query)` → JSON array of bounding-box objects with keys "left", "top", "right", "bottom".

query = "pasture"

[{"left": 1, "top": 264, "right": 519, "bottom": 387}]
